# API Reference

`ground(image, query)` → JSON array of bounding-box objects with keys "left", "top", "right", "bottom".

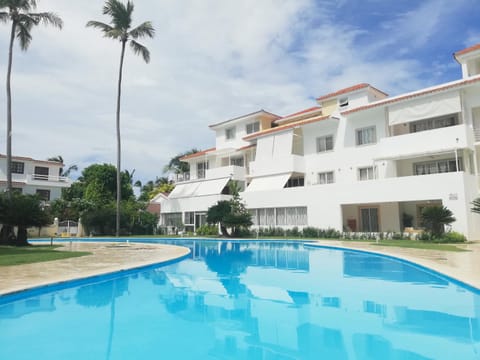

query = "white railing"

[
  {"left": 474, "top": 128, "right": 480, "bottom": 142},
  {"left": 28, "top": 174, "right": 69, "bottom": 182}
]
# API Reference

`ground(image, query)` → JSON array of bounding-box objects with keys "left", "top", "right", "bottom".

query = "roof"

[
  {"left": 282, "top": 106, "right": 321, "bottom": 118},
  {"left": 0, "top": 154, "right": 64, "bottom": 166},
  {"left": 454, "top": 43, "right": 480, "bottom": 58},
  {"left": 209, "top": 109, "right": 280, "bottom": 129},
  {"left": 316, "top": 83, "right": 388, "bottom": 102},
  {"left": 342, "top": 74, "right": 480, "bottom": 116},
  {"left": 180, "top": 148, "right": 216, "bottom": 161},
  {"left": 244, "top": 114, "right": 332, "bottom": 141}
]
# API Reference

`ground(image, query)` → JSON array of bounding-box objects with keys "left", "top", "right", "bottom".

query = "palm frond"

[
  {"left": 15, "top": 20, "right": 32, "bottom": 50},
  {"left": 129, "top": 39, "right": 150, "bottom": 63},
  {"left": 30, "top": 12, "right": 63, "bottom": 29},
  {"left": 0, "top": 11, "right": 9, "bottom": 23},
  {"left": 103, "top": 0, "right": 132, "bottom": 30},
  {"left": 129, "top": 21, "right": 154, "bottom": 39},
  {"left": 86, "top": 20, "right": 112, "bottom": 31}
]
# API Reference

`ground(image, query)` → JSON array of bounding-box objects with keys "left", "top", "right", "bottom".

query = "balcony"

[
  {"left": 174, "top": 165, "right": 246, "bottom": 183},
  {"left": 249, "top": 155, "right": 305, "bottom": 177},
  {"left": 374, "top": 125, "right": 472, "bottom": 161}
]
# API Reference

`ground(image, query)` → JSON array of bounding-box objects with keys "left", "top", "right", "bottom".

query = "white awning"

[
  {"left": 388, "top": 91, "right": 461, "bottom": 126},
  {"left": 246, "top": 173, "right": 291, "bottom": 192},
  {"left": 169, "top": 177, "right": 229, "bottom": 198},
  {"left": 195, "top": 177, "right": 230, "bottom": 196}
]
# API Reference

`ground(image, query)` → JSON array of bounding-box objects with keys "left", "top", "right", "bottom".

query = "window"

[
  {"left": 414, "top": 158, "right": 462, "bottom": 175},
  {"left": 356, "top": 126, "right": 376, "bottom": 145},
  {"left": 358, "top": 166, "right": 376, "bottom": 181},
  {"left": 246, "top": 121, "right": 260, "bottom": 134},
  {"left": 339, "top": 97, "right": 349, "bottom": 108},
  {"left": 36, "top": 189, "right": 50, "bottom": 201},
  {"left": 360, "top": 207, "right": 379, "bottom": 232},
  {"left": 316, "top": 135, "right": 334, "bottom": 152},
  {"left": 249, "top": 207, "right": 307, "bottom": 226},
  {"left": 34, "top": 166, "right": 49, "bottom": 181},
  {"left": 285, "top": 176, "right": 304, "bottom": 188},
  {"left": 410, "top": 115, "right": 457, "bottom": 133},
  {"left": 197, "top": 161, "right": 209, "bottom": 179},
  {"left": 11, "top": 161, "right": 24, "bottom": 174},
  {"left": 225, "top": 127, "right": 236, "bottom": 140},
  {"left": 162, "top": 213, "right": 182, "bottom": 227},
  {"left": 230, "top": 156, "right": 244, "bottom": 167},
  {"left": 318, "top": 171, "right": 334, "bottom": 184},
  {"left": 184, "top": 212, "right": 194, "bottom": 225}
]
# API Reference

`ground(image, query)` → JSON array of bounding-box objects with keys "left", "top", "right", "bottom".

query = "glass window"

[
  {"left": 11, "top": 161, "right": 24, "bottom": 174},
  {"left": 285, "top": 177, "right": 305, "bottom": 188},
  {"left": 358, "top": 166, "right": 376, "bottom": 181},
  {"left": 356, "top": 127, "right": 376, "bottom": 146},
  {"left": 196, "top": 161, "right": 209, "bottom": 179},
  {"left": 316, "top": 135, "right": 334, "bottom": 152},
  {"left": 414, "top": 158, "right": 462, "bottom": 175},
  {"left": 184, "top": 212, "right": 194, "bottom": 225},
  {"left": 276, "top": 208, "right": 286, "bottom": 225},
  {"left": 36, "top": 189, "right": 50, "bottom": 201},
  {"left": 339, "top": 97, "right": 349, "bottom": 108},
  {"left": 225, "top": 127, "right": 236, "bottom": 140},
  {"left": 410, "top": 115, "right": 458, "bottom": 133},
  {"left": 230, "top": 156, "right": 244, "bottom": 167},
  {"left": 34, "top": 166, "right": 49, "bottom": 181},
  {"left": 246, "top": 122, "right": 260, "bottom": 134},
  {"left": 318, "top": 171, "right": 334, "bottom": 184}
]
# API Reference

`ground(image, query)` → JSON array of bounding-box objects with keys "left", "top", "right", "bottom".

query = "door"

[{"left": 360, "top": 207, "right": 379, "bottom": 232}]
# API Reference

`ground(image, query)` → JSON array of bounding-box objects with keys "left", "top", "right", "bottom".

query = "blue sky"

[{"left": 0, "top": 0, "right": 479, "bottom": 184}]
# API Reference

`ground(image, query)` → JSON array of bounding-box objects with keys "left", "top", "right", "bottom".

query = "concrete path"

[{"left": 0, "top": 242, "right": 190, "bottom": 296}]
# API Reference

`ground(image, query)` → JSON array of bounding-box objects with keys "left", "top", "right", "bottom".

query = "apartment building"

[
  {"left": 156, "top": 44, "right": 480, "bottom": 240},
  {"left": 0, "top": 155, "right": 71, "bottom": 202}
]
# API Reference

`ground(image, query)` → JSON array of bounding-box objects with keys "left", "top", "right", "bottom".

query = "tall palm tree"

[
  {"left": 87, "top": 0, "right": 154, "bottom": 237},
  {"left": 0, "top": 0, "right": 63, "bottom": 194}
]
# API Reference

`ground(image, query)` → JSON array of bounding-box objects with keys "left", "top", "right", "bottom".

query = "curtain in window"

[
  {"left": 276, "top": 208, "right": 286, "bottom": 225},
  {"left": 266, "top": 208, "right": 275, "bottom": 226}
]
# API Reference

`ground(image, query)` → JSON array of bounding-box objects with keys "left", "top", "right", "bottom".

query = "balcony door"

[
  {"left": 34, "top": 166, "right": 49, "bottom": 181},
  {"left": 360, "top": 207, "right": 379, "bottom": 232}
]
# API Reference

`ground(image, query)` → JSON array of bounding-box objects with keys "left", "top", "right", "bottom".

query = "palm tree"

[
  {"left": 47, "top": 155, "right": 78, "bottom": 177},
  {"left": 421, "top": 205, "right": 456, "bottom": 238},
  {"left": 87, "top": 0, "right": 154, "bottom": 237},
  {"left": 163, "top": 148, "right": 200, "bottom": 175},
  {"left": 0, "top": 0, "right": 63, "bottom": 193}
]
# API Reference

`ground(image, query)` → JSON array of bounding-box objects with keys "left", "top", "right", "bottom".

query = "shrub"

[
  {"left": 285, "top": 227, "right": 300, "bottom": 237},
  {"left": 436, "top": 231, "right": 467, "bottom": 243},
  {"left": 196, "top": 225, "right": 218, "bottom": 236},
  {"left": 302, "top": 227, "right": 319, "bottom": 238}
]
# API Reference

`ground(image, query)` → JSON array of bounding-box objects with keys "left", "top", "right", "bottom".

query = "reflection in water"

[{"left": 0, "top": 240, "right": 479, "bottom": 359}]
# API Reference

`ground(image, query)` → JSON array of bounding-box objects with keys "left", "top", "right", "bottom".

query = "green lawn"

[
  {"left": 372, "top": 240, "right": 468, "bottom": 252},
  {"left": 0, "top": 245, "right": 91, "bottom": 266}
]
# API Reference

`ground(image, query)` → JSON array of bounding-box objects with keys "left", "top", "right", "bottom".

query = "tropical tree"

[
  {"left": 206, "top": 181, "right": 252, "bottom": 237},
  {"left": 163, "top": 149, "right": 199, "bottom": 175},
  {"left": 421, "top": 205, "right": 456, "bottom": 238},
  {"left": 48, "top": 155, "right": 78, "bottom": 177},
  {"left": 87, "top": 0, "right": 154, "bottom": 237},
  {"left": 0, "top": 0, "right": 63, "bottom": 193}
]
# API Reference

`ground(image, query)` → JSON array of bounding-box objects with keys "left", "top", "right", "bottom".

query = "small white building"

[
  {"left": 155, "top": 44, "right": 480, "bottom": 240},
  {"left": 0, "top": 154, "right": 71, "bottom": 202}
]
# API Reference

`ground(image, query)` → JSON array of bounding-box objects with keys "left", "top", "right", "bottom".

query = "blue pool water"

[{"left": 0, "top": 239, "right": 479, "bottom": 359}]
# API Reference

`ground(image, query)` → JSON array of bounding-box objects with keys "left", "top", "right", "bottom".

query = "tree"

[
  {"left": 0, "top": 192, "right": 51, "bottom": 246},
  {"left": 87, "top": 0, "right": 154, "bottom": 237},
  {"left": 471, "top": 198, "right": 480, "bottom": 214},
  {"left": 206, "top": 181, "right": 252, "bottom": 237},
  {"left": 163, "top": 149, "right": 199, "bottom": 175},
  {"left": 0, "top": 0, "right": 62, "bottom": 193},
  {"left": 421, "top": 205, "right": 456, "bottom": 238},
  {"left": 48, "top": 155, "right": 78, "bottom": 177}
]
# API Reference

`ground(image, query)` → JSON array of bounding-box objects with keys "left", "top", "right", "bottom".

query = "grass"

[
  {"left": 371, "top": 240, "right": 468, "bottom": 252},
  {"left": 0, "top": 245, "right": 91, "bottom": 266}
]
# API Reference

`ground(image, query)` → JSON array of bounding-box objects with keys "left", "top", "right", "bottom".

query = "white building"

[
  {"left": 0, "top": 154, "right": 71, "bottom": 202},
  {"left": 156, "top": 44, "right": 480, "bottom": 240}
]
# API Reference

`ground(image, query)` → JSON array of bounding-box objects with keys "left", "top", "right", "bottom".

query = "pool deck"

[
  {"left": 1, "top": 239, "right": 479, "bottom": 297},
  {"left": 0, "top": 242, "right": 190, "bottom": 296}
]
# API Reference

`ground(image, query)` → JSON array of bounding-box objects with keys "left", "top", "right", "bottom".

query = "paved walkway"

[
  {"left": 311, "top": 240, "right": 480, "bottom": 290},
  {"left": 0, "top": 242, "right": 190, "bottom": 296},
  {"left": 1, "top": 240, "right": 479, "bottom": 297}
]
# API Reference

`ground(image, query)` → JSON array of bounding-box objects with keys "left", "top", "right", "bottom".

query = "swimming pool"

[{"left": 0, "top": 239, "right": 479, "bottom": 359}]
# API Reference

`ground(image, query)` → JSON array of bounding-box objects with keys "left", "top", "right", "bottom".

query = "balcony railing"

[
  {"left": 28, "top": 174, "right": 69, "bottom": 182},
  {"left": 474, "top": 127, "right": 480, "bottom": 142}
]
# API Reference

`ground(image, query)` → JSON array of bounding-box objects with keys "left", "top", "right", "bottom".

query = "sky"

[{"left": 0, "top": 0, "right": 479, "bottom": 185}]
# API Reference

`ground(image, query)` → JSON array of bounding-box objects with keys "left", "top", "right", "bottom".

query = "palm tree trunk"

[
  {"left": 6, "top": 21, "right": 16, "bottom": 195},
  {"left": 115, "top": 40, "right": 126, "bottom": 237}
]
